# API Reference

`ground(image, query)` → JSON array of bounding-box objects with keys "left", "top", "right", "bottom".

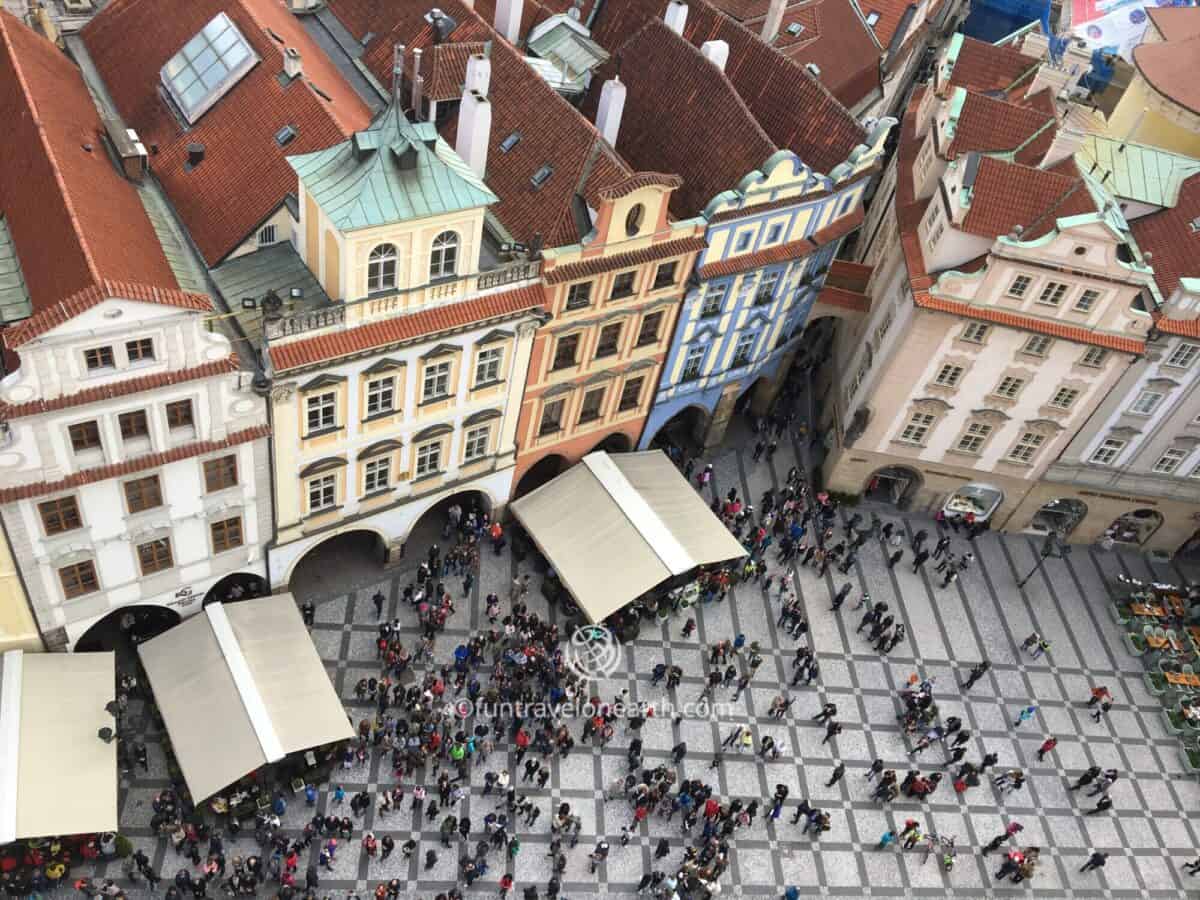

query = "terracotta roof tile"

[
  {"left": 0, "top": 424, "right": 268, "bottom": 503},
  {"left": 944, "top": 90, "right": 1055, "bottom": 159},
  {"left": 862, "top": 0, "right": 920, "bottom": 48},
  {"left": 1146, "top": 6, "right": 1200, "bottom": 41},
  {"left": 82, "top": 0, "right": 372, "bottom": 265},
  {"left": 960, "top": 155, "right": 1094, "bottom": 240},
  {"left": 1, "top": 356, "right": 238, "bottom": 419},
  {"left": 1157, "top": 317, "right": 1200, "bottom": 338},
  {"left": 816, "top": 284, "right": 870, "bottom": 311},
  {"left": 1130, "top": 171, "right": 1200, "bottom": 300},
  {"left": 947, "top": 34, "right": 1037, "bottom": 94},
  {"left": 1134, "top": 33, "right": 1200, "bottom": 117},
  {"left": 826, "top": 258, "right": 873, "bottom": 292},
  {"left": 271, "top": 284, "right": 544, "bottom": 372},
  {"left": 545, "top": 236, "right": 707, "bottom": 284},
  {"left": 423, "top": 41, "right": 488, "bottom": 101},
  {"left": 0, "top": 12, "right": 179, "bottom": 311},
  {"left": 360, "top": 9, "right": 492, "bottom": 93}
]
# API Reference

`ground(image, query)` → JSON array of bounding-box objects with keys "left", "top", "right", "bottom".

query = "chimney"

[
  {"left": 595, "top": 76, "right": 626, "bottom": 147},
  {"left": 411, "top": 48, "right": 424, "bottom": 119},
  {"left": 392, "top": 43, "right": 405, "bottom": 108},
  {"left": 187, "top": 143, "right": 205, "bottom": 167},
  {"left": 456, "top": 89, "right": 492, "bottom": 178},
  {"left": 761, "top": 0, "right": 786, "bottom": 42},
  {"left": 663, "top": 0, "right": 688, "bottom": 34},
  {"left": 700, "top": 39, "right": 729, "bottom": 71},
  {"left": 495, "top": 0, "right": 522, "bottom": 42},
  {"left": 1040, "top": 125, "right": 1086, "bottom": 168},
  {"left": 805, "top": 62, "right": 821, "bottom": 78},
  {"left": 283, "top": 47, "right": 302, "bottom": 80},
  {"left": 122, "top": 128, "right": 149, "bottom": 181}
]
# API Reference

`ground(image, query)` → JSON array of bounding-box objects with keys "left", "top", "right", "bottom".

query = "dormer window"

[
  {"left": 161, "top": 13, "right": 258, "bottom": 125},
  {"left": 84, "top": 346, "right": 115, "bottom": 371},
  {"left": 127, "top": 338, "right": 155, "bottom": 363}
]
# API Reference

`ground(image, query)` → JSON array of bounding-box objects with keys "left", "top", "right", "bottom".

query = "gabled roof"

[
  {"left": 81, "top": 0, "right": 372, "bottom": 265},
  {"left": 960, "top": 155, "right": 1095, "bottom": 240},
  {"left": 943, "top": 88, "right": 1055, "bottom": 160},
  {"left": 0, "top": 12, "right": 179, "bottom": 317},
  {"left": 423, "top": 41, "right": 489, "bottom": 102},
  {"left": 1134, "top": 34, "right": 1200, "bottom": 117},
  {"left": 944, "top": 33, "right": 1037, "bottom": 94},
  {"left": 288, "top": 109, "right": 497, "bottom": 230},
  {"left": 1146, "top": 7, "right": 1200, "bottom": 42},
  {"left": 1077, "top": 135, "right": 1200, "bottom": 210},
  {"left": 1130, "top": 172, "right": 1200, "bottom": 301},
  {"left": 359, "top": 4, "right": 493, "bottom": 96}
]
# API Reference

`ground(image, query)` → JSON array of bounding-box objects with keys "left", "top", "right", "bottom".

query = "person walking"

[
  {"left": 1069, "top": 765, "right": 1102, "bottom": 792},
  {"left": 911, "top": 548, "right": 930, "bottom": 572},
  {"left": 812, "top": 702, "right": 837, "bottom": 723},
  {"left": 1080, "top": 851, "right": 1109, "bottom": 873},
  {"left": 1035, "top": 737, "right": 1058, "bottom": 762},
  {"left": 825, "top": 763, "right": 846, "bottom": 787},
  {"left": 1012, "top": 705, "right": 1037, "bottom": 728},
  {"left": 961, "top": 661, "right": 990, "bottom": 691},
  {"left": 1087, "top": 794, "right": 1113, "bottom": 815}
]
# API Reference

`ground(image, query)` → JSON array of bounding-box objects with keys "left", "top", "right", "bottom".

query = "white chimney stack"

[
  {"left": 495, "top": 0, "right": 523, "bottom": 42},
  {"left": 761, "top": 0, "right": 786, "bottom": 42},
  {"left": 595, "top": 76, "right": 627, "bottom": 147},
  {"left": 456, "top": 90, "right": 492, "bottom": 178},
  {"left": 664, "top": 0, "right": 688, "bottom": 34},
  {"left": 411, "top": 48, "right": 424, "bottom": 118},
  {"left": 464, "top": 53, "right": 491, "bottom": 96},
  {"left": 701, "top": 39, "right": 729, "bottom": 71},
  {"left": 283, "top": 47, "right": 302, "bottom": 80}
]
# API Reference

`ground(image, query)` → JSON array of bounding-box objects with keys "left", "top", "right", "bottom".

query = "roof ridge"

[{"left": 1022, "top": 174, "right": 1088, "bottom": 237}]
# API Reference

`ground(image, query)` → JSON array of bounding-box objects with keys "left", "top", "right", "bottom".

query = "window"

[
  {"left": 161, "top": 12, "right": 257, "bottom": 124},
  {"left": 956, "top": 422, "right": 992, "bottom": 454},
  {"left": 552, "top": 335, "right": 579, "bottom": 370},
  {"left": 1080, "top": 346, "right": 1108, "bottom": 367},
  {"left": 415, "top": 441, "right": 442, "bottom": 477},
  {"left": 961, "top": 323, "right": 990, "bottom": 343},
  {"left": 565, "top": 282, "right": 592, "bottom": 311},
  {"left": 306, "top": 392, "right": 337, "bottom": 432},
  {"left": 137, "top": 538, "right": 174, "bottom": 575},
  {"left": 865, "top": 11, "right": 880, "bottom": 25},
  {"left": 1090, "top": 438, "right": 1126, "bottom": 465},
  {"left": 368, "top": 244, "right": 398, "bottom": 293},
  {"left": 619, "top": 377, "right": 644, "bottom": 411},
  {"left": 119, "top": 410, "right": 150, "bottom": 440},
  {"left": 126, "top": 338, "right": 155, "bottom": 363},
  {"left": 475, "top": 347, "right": 503, "bottom": 386},
  {"left": 653, "top": 262, "right": 677, "bottom": 290},
  {"left": 422, "top": 361, "right": 452, "bottom": 401},
  {"left": 874, "top": 306, "right": 895, "bottom": 343},
  {"left": 637, "top": 312, "right": 662, "bottom": 347},
  {"left": 595, "top": 323, "right": 622, "bottom": 358},
  {"left": 364, "top": 456, "right": 391, "bottom": 493},
  {"left": 993, "top": 376, "right": 1025, "bottom": 399},
  {"left": 307, "top": 474, "right": 337, "bottom": 511},
  {"left": 69, "top": 421, "right": 102, "bottom": 453},
  {"left": 1049, "top": 387, "right": 1080, "bottom": 409},
  {"left": 59, "top": 560, "right": 98, "bottom": 599},
  {"left": 899, "top": 412, "right": 936, "bottom": 444},
  {"left": 203, "top": 454, "right": 238, "bottom": 492},
  {"left": 1129, "top": 390, "right": 1164, "bottom": 415},
  {"left": 756, "top": 271, "right": 780, "bottom": 305},
  {"left": 578, "top": 388, "right": 605, "bottom": 423},
  {"left": 735, "top": 233, "right": 752, "bottom": 252},
  {"left": 1153, "top": 448, "right": 1189, "bottom": 474},
  {"left": 38, "top": 496, "right": 81, "bottom": 535},
  {"left": 732, "top": 332, "right": 756, "bottom": 367},
  {"left": 700, "top": 284, "right": 725, "bottom": 318},
  {"left": 1021, "top": 335, "right": 1052, "bottom": 357},
  {"left": 539, "top": 399, "right": 565, "bottom": 436},
  {"left": 366, "top": 377, "right": 395, "bottom": 416},
  {"left": 926, "top": 221, "right": 944, "bottom": 250},
  {"left": 1037, "top": 281, "right": 1068, "bottom": 306},
  {"left": 166, "top": 400, "right": 194, "bottom": 429},
  {"left": 211, "top": 516, "right": 243, "bottom": 552},
  {"left": 1007, "top": 432, "right": 1044, "bottom": 462},
  {"left": 1006, "top": 275, "right": 1032, "bottom": 298},
  {"left": 84, "top": 346, "right": 114, "bottom": 371},
  {"left": 258, "top": 224, "right": 278, "bottom": 246},
  {"left": 933, "top": 364, "right": 964, "bottom": 387},
  {"left": 1166, "top": 343, "right": 1200, "bottom": 369},
  {"left": 464, "top": 425, "right": 490, "bottom": 462},
  {"left": 610, "top": 272, "right": 636, "bottom": 300},
  {"left": 1074, "top": 289, "right": 1101, "bottom": 312},
  {"left": 766, "top": 224, "right": 783, "bottom": 243},
  {"left": 625, "top": 204, "right": 645, "bottom": 237},
  {"left": 124, "top": 476, "right": 163, "bottom": 513},
  {"left": 681, "top": 344, "right": 706, "bottom": 381},
  {"left": 430, "top": 231, "right": 459, "bottom": 279}
]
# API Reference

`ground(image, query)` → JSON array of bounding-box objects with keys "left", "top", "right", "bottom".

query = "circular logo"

[{"left": 565, "top": 625, "right": 622, "bottom": 680}]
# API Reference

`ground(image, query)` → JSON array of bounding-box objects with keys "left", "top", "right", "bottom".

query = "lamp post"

[{"left": 1017, "top": 532, "right": 1072, "bottom": 588}]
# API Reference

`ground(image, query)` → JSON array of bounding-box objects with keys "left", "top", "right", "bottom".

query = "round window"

[
  {"left": 1074, "top": 246, "right": 1087, "bottom": 256},
  {"left": 625, "top": 204, "right": 645, "bottom": 237}
]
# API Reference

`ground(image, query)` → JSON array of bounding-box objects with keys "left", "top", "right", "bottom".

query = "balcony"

[
  {"left": 265, "top": 304, "right": 346, "bottom": 341},
  {"left": 478, "top": 259, "right": 540, "bottom": 291}
]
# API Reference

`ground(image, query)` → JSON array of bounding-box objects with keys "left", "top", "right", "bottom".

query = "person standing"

[
  {"left": 962, "top": 661, "right": 990, "bottom": 691},
  {"left": 825, "top": 763, "right": 846, "bottom": 787},
  {"left": 1080, "top": 851, "right": 1108, "bottom": 872},
  {"left": 1035, "top": 737, "right": 1058, "bottom": 761},
  {"left": 911, "top": 548, "right": 930, "bottom": 572}
]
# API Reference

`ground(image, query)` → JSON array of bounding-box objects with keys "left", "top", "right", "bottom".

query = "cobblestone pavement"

[{"left": 84, "top": 420, "right": 1200, "bottom": 899}]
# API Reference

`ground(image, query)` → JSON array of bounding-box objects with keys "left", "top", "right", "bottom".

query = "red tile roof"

[
  {"left": 4, "top": 280, "right": 213, "bottom": 348},
  {"left": 697, "top": 208, "right": 862, "bottom": 277},
  {"left": 1134, "top": 34, "right": 1200, "bottom": 117},
  {"left": 826, "top": 258, "right": 873, "bottom": 293},
  {"left": 82, "top": 0, "right": 372, "bottom": 265},
  {"left": 1157, "top": 317, "right": 1200, "bottom": 338},
  {"left": 947, "top": 34, "right": 1037, "bottom": 94},
  {"left": 1130, "top": 171, "right": 1200, "bottom": 301},
  {"left": 1146, "top": 6, "right": 1200, "bottom": 41},
  {"left": 1, "top": 356, "right": 238, "bottom": 419},
  {"left": 960, "top": 155, "right": 1095, "bottom": 240},
  {"left": 816, "top": 284, "right": 870, "bottom": 312},
  {"left": 545, "top": 236, "right": 707, "bottom": 284},
  {"left": 0, "top": 12, "right": 179, "bottom": 312},
  {"left": 422, "top": 41, "right": 488, "bottom": 101},
  {"left": 944, "top": 90, "right": 1055, "bottom": 159},
  {"left": 271, "top": 284, "right": 544, "bottom": 372},
  {"left": 360, "top": 7, "right": 493, "bottom": 97},
  {"left": 471, "top": 0, "right": 603, "bottom": 40},
  {"left": 0, "top": 424, "right": 268, "bottom": 503},
  {"left": 862, "top": 0, "right": 919, "bottom": 49}
]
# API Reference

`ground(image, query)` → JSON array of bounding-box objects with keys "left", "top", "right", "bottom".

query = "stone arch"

[
  {"left": 1106, "top": 508, "right": 1164, "bottom": 546},
  {"left": 74, "top": 604, "right": 182, "bottom": 654},
  {"left": 863, "top": 465, "right": 923, "bottom": 509},
  {"left": 284, "top": 526, "right": 392, "bottom": 595}
]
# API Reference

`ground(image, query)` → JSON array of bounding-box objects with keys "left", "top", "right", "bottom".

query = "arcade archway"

[
  {"left": 1031, "top": 498, "right": 1088, "bottom": 538},
  {"left": 403, "top": 489, "right": 494, "bottom": 556},
  {"left": 1106, "top": 508, "right": 1164, "bottom": 545},
  {"left": 203, "top": 571, "right": 269, "bottom": 606},
  {"left": 74, "top": 604, "right": 181, "bottom": 654},
  {"left": 864, "top": 465, "right": 922, "bottom": 509},
  {"left": 514, "top": 453, "right": 569, "bottom": 499},
  {"left": 288, "top": 529, "right": 389, "bottom": 599},
  {"left": 646, "top": 405, "right": 710, "bottom": 456},
  {"left": 590, "top": 432, "right": 632, "bottom": 455}
]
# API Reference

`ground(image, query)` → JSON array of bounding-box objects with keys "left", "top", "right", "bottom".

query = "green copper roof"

[
  {"left": 0, "top": 216, "right": 32, "bottom": 325},
  {"left": 287, "top": 107, "right": 497, "bottom": 231},
  {"left": 1077, "top": 135, "right": 1200, "bottom": 210}
]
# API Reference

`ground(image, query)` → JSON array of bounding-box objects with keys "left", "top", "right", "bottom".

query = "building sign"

[{"left": 168, "top": 586, "right": 200, "bottom": 609}]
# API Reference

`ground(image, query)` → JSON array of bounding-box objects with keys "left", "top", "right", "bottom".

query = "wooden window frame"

[
  {"left": 204, "top": 454, "right": 238, "bottom": 493},
  {"left": 59, "top": 560, "right": 98, "bottom": 599},
  {"left": 39, "top": 496, "right": 82, "bottom": 535},
  {"left": 211, "top": 516, "right": 244, "bottom": 553},
  {"left": 124, "top": 475, "right": 163, "bottom": 513}
]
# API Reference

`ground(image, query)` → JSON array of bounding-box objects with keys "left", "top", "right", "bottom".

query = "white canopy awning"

[
  {"left": 0, "top": 650, "right": 117, "bottom": 843},
  {"left": 138, "top": 594, "right": 352, "bottom": 802},
  {"left": 511, "top": 451, "right": 747, "bottom": 623}
]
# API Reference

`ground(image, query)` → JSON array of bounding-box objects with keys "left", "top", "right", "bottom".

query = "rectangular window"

[
  {"left": 653, "top": 262, "right": 677, "bottom": 289},
  {"left": 84, "top": 346, "right": 114, "bottom": 371},
  {"left": 610, "top": 271, "right": 636, "bottom": 299},
  {"left": 1153, "top": 448, "right": 1189, "bottom": 474},
  {"left": 735, "top": 232, "right": 752, "bottom": 252},
  {"left": 961, "top": 322, "right": 990, "bottom": 343},
  {"left": 934, "top": 364, "right": 964, "bottom": 387},
  {"left": 1007, "top": 431, "right": 1044, "bottom": 462},
  {"left": 899, "top": 412, "right": 936, "bottom": 444},
  {"left": 1080, "top": 347, "right": 1108, "bottom": 367},
  {"left": 124, "top": 475, "right": 163, "bottom": 513},
  {"left": 1166, "top": 342, "right": 1200, "bottom": 369},
  {"left": 565, "top": 282, "right": 592, "bottom": 311},
  {"left": 956, "top": 422, "right": 992, "bottom": 454},
  {"left": 464, "top": 425, "right": 490, "bottom": 462},
  {"left": 874, "top": 306, "right": 895, "bottom": 343},
  {"left": 994, "top": 376, "right": 1025, "bottom": 399},
  {"left": 1129, "top": 390, "right": 1164, "bottom": 415},
  {"left": 364, "top": 456, "right": 391, "bottom": 493},
  {"left": 166, "top": 399, "right": 194, "bottom": 429},
  {"left": 38, "top": 496, "right": 81, "bottom": 535},
  {"left": 1037, "top": 281, "right": 1068, "bottom": 306},
  {"left": 475, "top": 347, "right": 503, "bottom": 386},
  {"left": 1090, "top": 438, "right": 1126, "bottom": 465},
  {"left": 126, "top": 338, "right": 155, "bottom": 363},
  {"left": 1006, "top": 275, "right": 1032, "bottom": 297},
  {"left": 552, "top": 335, "right": 579, "bottom": 370},
  {"left": 755, "top": 271, "right": 780, "bottom": 305},
  {"left": 700, "top": 284, "right": 725, "bottom": 318},
  {"left": 118, "top": 410, "right": 150, "bottom": 440},
  {"left": 539, "top": 399, "right": 565, "bottom": 436},
  {"left": 306, "top": 392, "right": 337, "bottom": 432},
  {"left": 366, "top": 377, "right": 395, "bottom": 416},
  {"left": 595, "top": 323, "right": 622, "bottom": 358},
  {"left": 415, "top": 441, "right": 442, "bottom": 477},
  {"left": 1049, "top": 387, "right": 1080, "bottom": 409},
  {"left": 732, "top": 332, "right": 756, "bottom": 367},
  {"left": 59, "top": 560, "right": 98, "bottom": 599},
  {"left": 637, "top": 312, "right": 662, "bottom": 346},
  {"left": 578, "top": 388, "right": 605, "bottom": 423},
  {"left": 137, "top": 538, "right": 173, "bottom": 575},
  {"left": 682, "top": 345, "right": 705, "bottom": 381},
  {"left": 619, "top": 377, "right": 644, "bottom": 411},
  {"left": 1022, "top": 335, "right": 1052, "bottom": 357},
  {"left": 307, "top": 474, "right": 337, "bottom": 511},
  {"left": 211, "top": 516, "right": 244, "bottom": 552},
  {"left": 203, "top": 454, "right": 238, "bottom": 492},
  {"left": 766, "top": 224, "right": 783, "bottom": 243},
  {"left": 1074, "top": 289, "right": 1101, "bottom": 312},
  {"left": 422, "top": 360, "right": 452, "bottom": 401},
  {"left": 69, "top": 421, "right": 102, "bottom": 452}
]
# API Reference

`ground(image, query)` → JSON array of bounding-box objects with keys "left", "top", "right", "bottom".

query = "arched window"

[
  {"left": 367, "top": 244, "right": 398, "bottom": 293},
  {"left": 430, "top": 231, "right": 459, "bottom": 280}
]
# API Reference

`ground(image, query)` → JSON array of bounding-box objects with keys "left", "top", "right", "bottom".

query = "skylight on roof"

[
  {"left": 531, "top": 164, "right": 554, "bottom": 190},
  {"left": 161, "top": 12, "right": 259, "bottom": 125},
  {"left": 786, "top": 21, "right": 805, "bottom": 35},
  {"left": 865, "top": 11, "right": 880, "bottom": 26},
  {"left": 500, "top": 132, "right": 522, "bottom": 153}
]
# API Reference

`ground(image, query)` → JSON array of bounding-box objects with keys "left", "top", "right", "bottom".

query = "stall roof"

[
  {"left": 0, "top": 650, "right": 118, "bottom": 843},
  {"left": 511, "top": 451, "right": 746, "bottom": 623},
  {"left": 138, "top": 594, "right": 351, "bottom": 802}
]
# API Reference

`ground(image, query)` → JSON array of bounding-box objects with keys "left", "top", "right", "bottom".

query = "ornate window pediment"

[
  {"left": 299, "top": 456, "right": 348, "bottom": 478},
  {"left": 357, "top": 439, "right": 403, "bottom": 460},
  {"left": 412, "top": 423, "right": 454, "bottom": 443},
  {"left": 1023, "top": 418, "right": 1064, "bottom": 436},
  {"left": 970, "top": 408, "right": 1011, "bottom": 423},
  {"left": 912, "top": 397, "right": 952, "bottom": 415},
  {"left": 362, "top": 357, "right": 405, "bottom": 375},
  {"left": 300, "top": 373, "right": 347, "bottom": 392},
  {"left": 477, "top": 329, "right": 514, "bottom": 346},
  {"left": 1109, "top": 425, "right": 1141, "bottom": 439},
  {"left": 464, "top": 409, "right": 502, "bottom": 427}
]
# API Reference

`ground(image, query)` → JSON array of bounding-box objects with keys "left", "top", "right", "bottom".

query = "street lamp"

[{"left": 1017, "top": 532, "right": 1072, "bottom": 588}]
